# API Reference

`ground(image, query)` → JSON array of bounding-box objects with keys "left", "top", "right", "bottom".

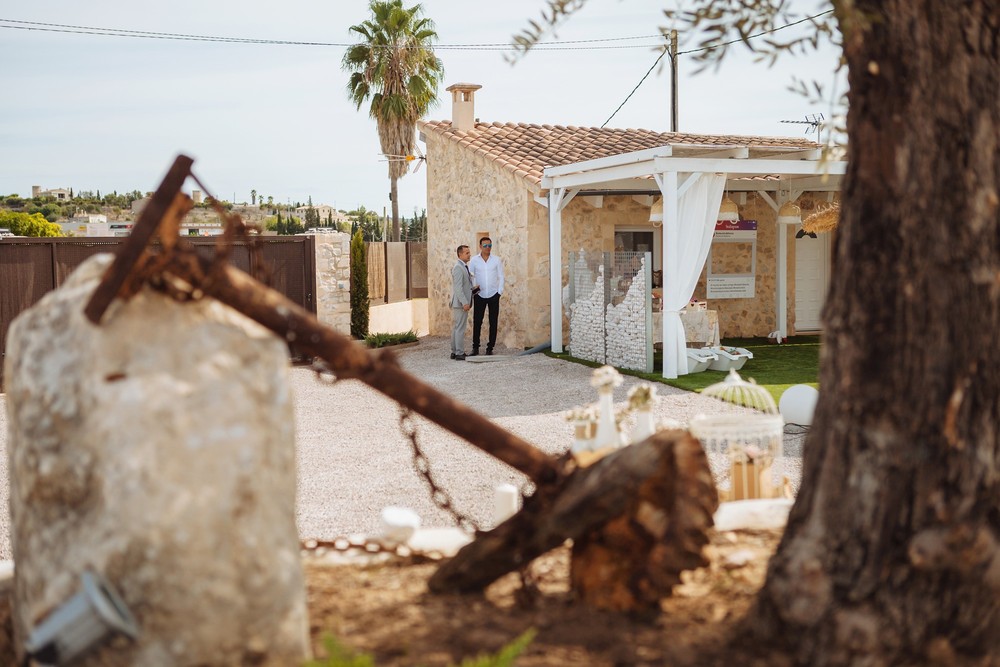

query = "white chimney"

[{"left": 445, "top": 82, "right": 482, "bottom": 132}]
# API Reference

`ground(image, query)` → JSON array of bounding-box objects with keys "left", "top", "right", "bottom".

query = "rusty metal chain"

[
  {"left": 310, "top": 359, "right": 339, "bottom": 384},
  {"left": 399, "top": 406, "right": 482, "bottom": 535},
  {"left": 310, "top": 360, "right": 481, "bottom": 534},
  {"left": 299, "top": 536, "right": 446, "bottom": 563}
]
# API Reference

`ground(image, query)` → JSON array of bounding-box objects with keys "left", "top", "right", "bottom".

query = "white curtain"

[{"left": 662, "top": 173, "right": 726, "bottom": 378}]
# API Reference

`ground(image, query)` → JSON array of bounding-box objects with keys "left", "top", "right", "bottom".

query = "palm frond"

[{"left": 342, "top": 0, "right": 445, "bottom": 205}]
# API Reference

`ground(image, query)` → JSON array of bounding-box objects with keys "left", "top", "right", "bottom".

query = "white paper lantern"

[{"left": 779, "top": 384, "right": 819, "bottom": 426}]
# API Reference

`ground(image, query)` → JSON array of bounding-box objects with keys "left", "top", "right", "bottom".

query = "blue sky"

[{"left": 0, "top": 1, "right": 841, "bottom": 213}]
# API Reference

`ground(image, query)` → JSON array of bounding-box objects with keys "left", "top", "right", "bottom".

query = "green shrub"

[
  {"left": 350, "top": 230, "right": 369, "bottom": 339},
  {"left": 364, "top": 330, "right": 418, "bottom": 348},
  {"left": 0, "top": 210, "right": 63, "bottom": 237}
]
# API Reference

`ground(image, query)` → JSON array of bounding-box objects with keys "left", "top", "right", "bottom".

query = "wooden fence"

[{"left": 0, "top": 236, "right": 316, "bottom": 382}]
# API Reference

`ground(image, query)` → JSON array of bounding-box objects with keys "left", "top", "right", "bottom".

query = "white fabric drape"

[{"left": 662, "top": 173, "right": 726, "bottom": 378}]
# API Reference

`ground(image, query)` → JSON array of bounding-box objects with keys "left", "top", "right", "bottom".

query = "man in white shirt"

[{"left": 468, "top": 236, "right": 504, "bottom": 356}]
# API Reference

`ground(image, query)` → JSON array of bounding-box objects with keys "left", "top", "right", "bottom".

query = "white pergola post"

[
  {"left": 760, "top": 188, "right": 801, "bottom": 340},
  {"left": 547, "top": 187, "right": 579, "bottom": 353},
  {"left": 548, "top": 189, "right": 563, "bottom": 352},
  {"left": 656, "top": 170, "right": 683, "bottom": 379},
  {"left": 776, "top": 213, "right": 789, "bottom": 339}
]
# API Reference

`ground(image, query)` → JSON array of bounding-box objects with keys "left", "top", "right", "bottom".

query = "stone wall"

[
  {"left": 424, "top": 133, "right": 529, "bottom": 349},
  {"left": 692, "top": 192, "right": 834, "bottom": 337},
  {"left": 313, "top": 231, "right": 352, "bottom": 335},
  {"left": 369, "top": 299, "right": 429, "bottom": 336}
]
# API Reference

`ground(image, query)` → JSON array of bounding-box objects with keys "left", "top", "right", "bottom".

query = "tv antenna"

[
  {"left": 780, "top": 113, "right": 825, "bottom": 135},
  {"left": 379, "top": 144, "right": 426, "bottom": 173}
]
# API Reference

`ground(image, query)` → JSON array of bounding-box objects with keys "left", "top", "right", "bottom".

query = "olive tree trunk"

[{"left": 748, "top": 2, "right": 1000, "bottom": 664}]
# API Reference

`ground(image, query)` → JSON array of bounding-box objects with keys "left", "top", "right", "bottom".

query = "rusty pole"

[{"left": 84, "top": 155, "right": 562, "bottom": 485}]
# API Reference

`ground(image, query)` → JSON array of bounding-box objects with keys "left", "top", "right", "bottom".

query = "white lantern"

[
  {"left": 776, "top": 200, "right": 802, "bottom": 225},
  {"left": 689, "top": 370, "right": 784, "bottom": 501},
  {"left": 718, "top": 196, "right": 740, "bottom": 222}
]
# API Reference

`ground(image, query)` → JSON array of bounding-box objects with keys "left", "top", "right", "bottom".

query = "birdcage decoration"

[{"left": 689, "top": 369, "right": 784, "bottom": 501}]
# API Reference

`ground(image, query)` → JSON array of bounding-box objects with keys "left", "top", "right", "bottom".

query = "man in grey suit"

[{"left": 450, "top": 245, "right": 473, "bottom": 360}]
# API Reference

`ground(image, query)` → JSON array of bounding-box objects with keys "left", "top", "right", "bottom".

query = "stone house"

[
  {"left": 31, "top": 186, "right": 71, "bottom": 200},
  {"left": 418, "top": 83, "right": 842, "bottom": 355},
  {"left": 294, "top": 204, "right": 339, "bottom": 223}
]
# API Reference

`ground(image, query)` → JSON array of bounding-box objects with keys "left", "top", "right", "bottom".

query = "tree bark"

[{"left": 748, "top": 2, "right": 1000, "bottom": 664}]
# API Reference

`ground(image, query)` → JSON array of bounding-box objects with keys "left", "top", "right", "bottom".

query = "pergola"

[{"left": 539, "top": 143, "right": 847, "bottom": 378}]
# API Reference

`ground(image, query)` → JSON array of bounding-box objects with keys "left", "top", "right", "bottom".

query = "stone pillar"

[
  {"left": 4, "top": 255, "right": 309, "bottom": 665},
  {"left": 313, "top": 231, "right": 352, "bottom": 335}
]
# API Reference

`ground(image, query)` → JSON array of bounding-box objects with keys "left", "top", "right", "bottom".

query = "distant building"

[
  {"left": 58, "top": 217, "right": 133, "bottom": 237},
  {"left": 31, "top": 186, "right": 71, "bottom": 200},
  {"left": 70, "top": 213, "right": 108, "bottom": 225},
  {"left": 179, "top": 220, "right": 224, "bottom": 237},
  {"left": 294, "top": 204, "right": 347, "bottom": 225}
]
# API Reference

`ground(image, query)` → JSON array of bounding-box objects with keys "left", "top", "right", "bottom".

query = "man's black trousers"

[{"left": 472, "top": 293, "right": 500, "bottom": 351}]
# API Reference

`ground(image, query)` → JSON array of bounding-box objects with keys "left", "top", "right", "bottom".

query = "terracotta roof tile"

[{"left": 418, "top": 119, "right": 818, "bottom": 186}]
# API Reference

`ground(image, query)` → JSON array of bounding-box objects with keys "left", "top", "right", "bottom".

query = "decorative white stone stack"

[
  {"left": 605, "top": 256, "right": 648, "bottom": 371},
  {"left": 4, "top": 255, "right": 310, "bottom": 665},
  {"left": 568, "top": 266, "right": 606, "bottom": 363}
]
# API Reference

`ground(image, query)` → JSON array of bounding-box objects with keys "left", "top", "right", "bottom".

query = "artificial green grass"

[{"left": 546, "top": 335, "right": 820, "bottom": 404}]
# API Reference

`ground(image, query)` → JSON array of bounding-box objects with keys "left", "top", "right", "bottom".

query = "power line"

[
  {"left": 600, "top": 9, "right": 834, "bottom": 128},
  {"left": 0, "top": 18, "right": 665, "bottom": 50},
  {"left": 600, "top": 49, "right": 667, "bottom": 128}
]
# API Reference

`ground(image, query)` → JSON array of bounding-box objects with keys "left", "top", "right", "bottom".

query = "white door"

[{"left": 794, "top": 231, "right": 831, "bottom": 331}]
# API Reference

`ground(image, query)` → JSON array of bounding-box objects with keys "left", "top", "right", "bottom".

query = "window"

[{"left": 614, "top": 227, "right": 661, "bottom": 271}]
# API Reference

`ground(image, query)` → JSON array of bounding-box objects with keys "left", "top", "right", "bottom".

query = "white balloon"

[{"left": 779, "top": 384, "right": 819, "bottom": 426}]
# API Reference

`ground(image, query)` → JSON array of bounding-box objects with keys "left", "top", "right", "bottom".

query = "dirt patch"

[
  {"left": 304, "top": 528, "right": 784, "bottom": 666},
  {"left": 0, "top": 529, "right": 783, "bottom": 665}
]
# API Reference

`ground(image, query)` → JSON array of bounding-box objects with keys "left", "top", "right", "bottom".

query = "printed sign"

[
  {"left": 714, "top": 219, "right": 757, "bottom": 241},
  {"left": 707, "top": 275, "right": 755, "bottom": 299},
  {"left": 708, "top": 220, "right": 757, "bottom": 299}
]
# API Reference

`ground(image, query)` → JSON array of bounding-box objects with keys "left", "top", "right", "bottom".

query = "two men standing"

[{"left": 451, "top": 236, "right": 505, "bottom": 360}]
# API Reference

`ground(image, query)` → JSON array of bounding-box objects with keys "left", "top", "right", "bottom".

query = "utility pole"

[{"left": 669, "top": 30, "right": 679, "bottom": 132}]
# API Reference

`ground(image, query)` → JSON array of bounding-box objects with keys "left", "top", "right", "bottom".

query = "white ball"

[{"left": 779, "top": 384, "right": 819, "bottom": 426}]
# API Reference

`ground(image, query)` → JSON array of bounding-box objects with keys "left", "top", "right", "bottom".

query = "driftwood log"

[{"left": 85, "top": 154, "right": 719, "bottom": 612}]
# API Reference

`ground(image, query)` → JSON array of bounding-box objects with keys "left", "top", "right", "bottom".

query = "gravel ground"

[{"left": 0, "top": 336, "right": 806, "bottom": 559}]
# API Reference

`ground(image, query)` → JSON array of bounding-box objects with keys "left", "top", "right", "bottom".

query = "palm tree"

[{"left": 343, "top": 0, "right": 443, "bottom": 242}]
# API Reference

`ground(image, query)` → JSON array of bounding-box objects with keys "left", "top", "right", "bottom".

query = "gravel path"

[{"left": 0, "top": 336, "right": 806, "bottom": 559}]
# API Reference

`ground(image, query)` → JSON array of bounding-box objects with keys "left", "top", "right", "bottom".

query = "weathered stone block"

[{"left": 4, "top": 255, "right": 309, "bottom": 665}]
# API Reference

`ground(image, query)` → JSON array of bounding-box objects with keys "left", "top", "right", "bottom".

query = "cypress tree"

[{"left": 350, "top": 230, "right": 369, "bottom": 339}]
